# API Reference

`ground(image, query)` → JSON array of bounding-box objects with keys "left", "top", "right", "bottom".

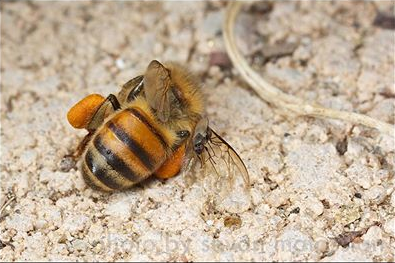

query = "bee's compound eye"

[
  {"left": 177, "top": 130, "right": 190, "bottom": 138},
  {"left": 106, "top": 149, "right": 111, "bottom": 155}
]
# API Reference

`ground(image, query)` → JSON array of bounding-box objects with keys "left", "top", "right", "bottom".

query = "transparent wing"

[
  {"left": 208, "top": 128, "right": 250, "bottom": 187},
  {"left": 117, "top": 75, "right": 144, "bottom": 104},
  {"left": 143, "top": 60, "right": 172, "bottom": 122},
  {"left": 195, "top": 127, "right": 251, "bottom": 213}
]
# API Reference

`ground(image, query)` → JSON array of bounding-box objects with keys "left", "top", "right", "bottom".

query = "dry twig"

[{"left": 223, "top": 2, "right": 394, "bottom": 136}]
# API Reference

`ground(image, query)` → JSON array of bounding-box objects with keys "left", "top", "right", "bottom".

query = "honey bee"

[{"left": 67, "top": 60, "right": 249, "bottom": 192}]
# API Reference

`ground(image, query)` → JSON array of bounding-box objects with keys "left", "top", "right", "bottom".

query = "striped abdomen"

[{"left": 81, "top": 107, "right": 172, "bottom": 191}]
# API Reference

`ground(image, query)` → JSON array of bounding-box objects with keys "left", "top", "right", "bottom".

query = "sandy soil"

[{"left": 1, "top": 1, "right": 394, "bottom": 261}]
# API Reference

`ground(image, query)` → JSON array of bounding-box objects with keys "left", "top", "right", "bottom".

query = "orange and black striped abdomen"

[{"left": 81, "top": 107, "right": 170, "bottom": 191}]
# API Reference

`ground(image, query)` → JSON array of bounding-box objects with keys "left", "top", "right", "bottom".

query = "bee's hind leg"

[
  {"left": 86, "top": 94, "right": 121, "bottom": 130},
  {"left": 67, "top": 94, "right": 121, "bottom": 160},
  {"left": 74, "top": 131, "right": 95, "bottom": 158}
]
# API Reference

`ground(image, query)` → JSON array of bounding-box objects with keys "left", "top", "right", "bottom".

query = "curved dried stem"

[{"left": 223, "top": 1, "right": 394, "bottom": 136}]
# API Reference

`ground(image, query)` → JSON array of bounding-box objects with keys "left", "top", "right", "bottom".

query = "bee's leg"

[
  {"left": 69, "top": 94, "right": 120, "bottom": 158},
  {"left": 65, "top": 131, "right": 95, "bottom": 160},
  {"left": 66, "top": 94, "right": 121, "bottom": 161},
  {"left": 117, "top": 75, "right": 144, "bottom": 104},
  {"left": 86, "top": 94, "right": 121, "bottom": 130},
  {"left": 197, "top": 154, "right": 204, "bottom": 168},
  {"left": 77, "top": 131, "right": 96, "bottom": 156}
]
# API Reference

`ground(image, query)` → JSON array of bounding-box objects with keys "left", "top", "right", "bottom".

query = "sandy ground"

[{"left": 1, "top": 1, "right": 394, "bottom": 261}]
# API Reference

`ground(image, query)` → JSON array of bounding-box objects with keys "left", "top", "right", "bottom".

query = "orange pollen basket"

[
  {"left": 154, "top": 143, "right": 186, "bottom": 179},
  {"left": 67, "top": 94, "right": 105, "bottom": 129}
]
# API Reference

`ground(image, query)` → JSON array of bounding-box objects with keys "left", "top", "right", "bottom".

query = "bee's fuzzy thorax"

[{"left": 165, "top": 62, "right": 205, "bottom": 118}]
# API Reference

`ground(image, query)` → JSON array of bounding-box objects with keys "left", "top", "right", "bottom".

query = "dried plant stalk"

[{"left": 223, "top": 1, "right": 394, "bottom": 136}]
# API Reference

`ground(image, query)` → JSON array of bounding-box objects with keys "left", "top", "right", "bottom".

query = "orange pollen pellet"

[
  {"left": 67, "top": 94, "right": 105, "bottom": 129},
  {"left": 155, "top": 144, "right": 186, "bottom": 179}
]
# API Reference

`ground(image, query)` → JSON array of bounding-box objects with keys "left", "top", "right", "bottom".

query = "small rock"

[
  {"left": 115, "top": 58, "right": 125, "bottom": 70},
  {"left": 345, "top": 140, "right": 364, "bottom": 158},
  {"left": 335, "top": 230, "right": 364, "bottom": 248},
  {"left": 364, "top": 185, "right": 387, "bottom": 205},
  {"left": 34, "top": 219, "right": 48, "bottom": 230},
  {"left": 336, "top": 137, "right": 348, "bottom": 155},
  {"left": 104, "top": 199, "right": 132, "bottom": 220},
  {"left": 57, "top": 233, "right": 67, "bottom": 244},
  {"left": 250, "top": 188, "right": 264, "bottom": 206},
  {"left": 92, "top": 242, "right": 103, "bottom": 254},
  {"left": 276, "top": 229, "right": 314, "bottom": 261},
  {"left": 39, "top": 168, "right": 53, "bottom": 183},
  {"left": 59, "top": 156, "right": 76, "bottom": 172},
  {"left": 293, "top": 44, "right": 312, "bottom": 61},
  {"left": 62, "top": 214, "right": 89, "bottom": 234},
  {"left": 266, "top": 188, "right": 288, "bottom": 208},
  {"left": 209, "top": 51, "right": 232, "bottom": 69},
  {"left": 72, "top": 239, "right": 88, "bottom": 252},
  {"left": 48, "top": 172, "right": 75, "bottom": 193},
  {"left": 315, "top": 238, "right": 328, "bottom": 253},
  {"left": 19, "top": 150, "right": 38, "bottom": 167},
  {"left": 306, "top": 197, "right": 324, "bottom": 218},
  {"left": 323, "top": 247, "right": 373, "bottom": 262},
  {"left": 51, "top": 244, "right": 69, "bottom": 256},
  {"left": 373, "top": 12, "right": 395, "bottom": 30},
  {"left": 262, "top": 152, "right": 284, "bottom": 175},
  {"left": 223, "top": 215, "right": 242, "bottom": 229},
  {"left": 262, "top": 42, "right": 298, "bottom": 60},
  {"left": 345, "top": 163, "right": 373, "bottom": 189},
  {"left": 5, "top": 213, "right": 35, "bottom": 232},
  {"left": 383, "top": 218, "right": 395, "bottom": 237},
  {"left": 391, "top": 191, "right": 395, "bottom": 208},
  {"left": 335, "top": 205, "right": 361, "bottom": 226},
  {"left": 362, "top": 225, "right": 383, "bottom": 244}
]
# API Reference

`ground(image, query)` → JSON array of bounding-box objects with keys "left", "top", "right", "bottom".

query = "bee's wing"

[
  {"left": 205, "top": 127, "right": 250, "bottom": 188},
  {"left": 117, "top": 75, "right": 144, "bottom": 104},
  {"left": 143, "top": 60, "right": 172, "bottom": 123},
  {"left": 184, "top": 126, "right": 250, "bottom": 212},
  {"left": 196, "top": 127, "right": 251, "bottom": 213}
]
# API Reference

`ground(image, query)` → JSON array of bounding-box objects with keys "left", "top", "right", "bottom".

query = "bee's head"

[
  {"left": 193, "top": 133, "right": 205, "bottom": 155},
  {"left": 192, "top": 117, "right": 210, "bottom": 155},
  {"left": 193, "top": 126, "right": 211, "bottom": 155}
]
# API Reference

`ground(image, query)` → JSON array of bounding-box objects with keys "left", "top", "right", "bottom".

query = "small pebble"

[{"left": 383, "top": 218, "right": 395, "bottom": 237}]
